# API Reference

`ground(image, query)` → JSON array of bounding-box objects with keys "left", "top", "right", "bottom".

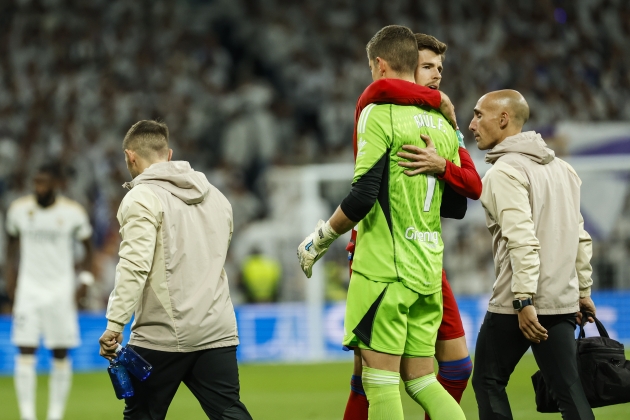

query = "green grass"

[{"left": 1, "top": 354, "right": 629, "bottom": 419}]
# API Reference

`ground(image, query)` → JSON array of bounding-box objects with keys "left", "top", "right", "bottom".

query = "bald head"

[
  {"left": 481, "top": 89, "right": 529, "bottom": 127},
  {"left": 469, "top": 90, "right": 530, "bottom": 150}
]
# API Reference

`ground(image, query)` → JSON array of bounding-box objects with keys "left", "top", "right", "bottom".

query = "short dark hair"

[
  {"left": 122, "top": 120, "right": 169, "bottom": 159},
  {"left": 415, "top": 33, "right": 448, "bottom": 60},
  {"left": 366, "top": 25, "right": 418, "bottom": 75},
  {"left": 37, "top": 162, "right": 63, "bottom": 180}
]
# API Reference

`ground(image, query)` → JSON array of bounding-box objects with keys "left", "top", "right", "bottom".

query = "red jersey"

[{"left": 351, "top": 78, "right": 481, "bottom": 199}]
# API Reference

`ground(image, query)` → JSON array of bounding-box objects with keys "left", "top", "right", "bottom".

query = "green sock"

[
  {"left": 404, "top": 373, "right": 466, "bottom": 420},
  {"left": 361, "top": 366, "right": 404, "bottom": 420}
]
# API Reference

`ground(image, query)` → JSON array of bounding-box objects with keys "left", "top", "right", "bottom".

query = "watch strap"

[{"left": 513, "top": 297, "right": 533, "bottom": 311}]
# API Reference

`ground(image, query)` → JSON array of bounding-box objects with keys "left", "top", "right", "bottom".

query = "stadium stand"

[{"left": 0, "top": 0, "right": 629, "bottom": 308}]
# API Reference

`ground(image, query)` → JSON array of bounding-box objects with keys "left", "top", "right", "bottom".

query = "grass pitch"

[{"left": 1, "top": 354, "right": 628, "bottom": 419}]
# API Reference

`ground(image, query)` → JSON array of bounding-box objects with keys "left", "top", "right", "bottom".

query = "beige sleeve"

[
  {"left": 106, "top": 186, "right": 162, "bottom": 332},
  {"left": 576, "top": 212, "right": 593, "bottom": 297},
  {"left": 559, "top": 159, "right": 592, "bottom": 297},
  {"left": 227, "top": 202, "right": 234, "bottom": 248},
  {"left": 482, "top": 163, "right": 540, "bottom": 298}
]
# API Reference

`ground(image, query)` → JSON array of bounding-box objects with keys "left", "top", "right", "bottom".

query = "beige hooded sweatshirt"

[
  {"left": 106, "top": 161, "right": 239, "bottom": 352},
  {"left": 480, "top": 131, "right": 593, "bottom": 315}
]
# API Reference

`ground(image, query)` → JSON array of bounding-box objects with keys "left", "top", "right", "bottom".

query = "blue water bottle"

[
  {"left": 116, "top": 344, "right": 153, "bottom": 381},
  {"left": 108, "top": 359, "right": 134, "bottom": 399}
]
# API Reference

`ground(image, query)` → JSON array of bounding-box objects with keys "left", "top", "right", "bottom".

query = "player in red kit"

[{"left": 343, "top": 33, "right": 481, "bottom": 420}]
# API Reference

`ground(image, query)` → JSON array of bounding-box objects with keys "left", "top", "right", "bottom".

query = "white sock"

[
  {"left": 47, "top": 358, "right": 72, "bottom": 420},
  {"left": 14, "top": 354, "right": 37, "bottom": 420}
]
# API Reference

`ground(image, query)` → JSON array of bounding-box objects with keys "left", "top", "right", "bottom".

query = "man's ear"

[
  {"left": 376, "top": 57, "right": 387, "bottom": 76},
  {"left": 124, "top": 149, "right": 135, "bottom": 163},
  {"left": 167, "top": 149, "right": 173, "bottom": 161},
  {"left": 499, "top": 111, "right": 510, "bottom": 129}
]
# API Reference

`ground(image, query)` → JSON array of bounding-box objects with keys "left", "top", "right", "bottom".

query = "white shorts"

[{"left": 11, "top": 295, "right": 80, "bottom": 349}]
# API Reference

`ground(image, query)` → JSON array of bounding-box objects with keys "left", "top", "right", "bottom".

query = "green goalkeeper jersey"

[{"left": 352, "top": 103, "right": 460, "bottom": 295}]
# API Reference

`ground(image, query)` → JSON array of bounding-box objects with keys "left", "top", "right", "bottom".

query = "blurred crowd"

[{"left": 0, "top": 0, "right": 629, "bottom": 310}]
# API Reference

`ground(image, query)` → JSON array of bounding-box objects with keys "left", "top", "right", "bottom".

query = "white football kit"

[{"left": 6, "top": 195, "right": 92, "bottom": 349}]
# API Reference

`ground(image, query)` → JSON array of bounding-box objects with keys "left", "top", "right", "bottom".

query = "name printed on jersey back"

[{"left": 413, "top": 110, "right": 448, "bottom": 134}]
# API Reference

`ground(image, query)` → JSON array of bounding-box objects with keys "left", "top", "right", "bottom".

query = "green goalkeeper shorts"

[{"left": 342, "top": 271, "right": 443, "bottom": 357}]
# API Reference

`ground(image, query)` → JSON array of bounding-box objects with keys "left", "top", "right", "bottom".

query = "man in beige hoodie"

[
  {"left": 98, "top": 120, "right": 252, "bottom": 420},
  {"left": 469, "top": 90, "right": 596, "bottom": 420}
]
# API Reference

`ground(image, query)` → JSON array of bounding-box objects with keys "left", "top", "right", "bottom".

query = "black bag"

[{"left": 532, "top": 314, "right": 630, "bottom": 412}]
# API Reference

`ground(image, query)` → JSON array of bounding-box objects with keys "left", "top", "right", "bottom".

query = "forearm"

[
  {"left": 5, "top": 236, "right": 19, "bottom": 299},
  {"left": 5, "top": 264, "right": 17, "bottom": 300},
  {"left": 503, "top": 208, "right": 541, "bottom": 297},
  {"left": 106, "top": 233, "right": 156, "bottom": 331},
  {"left": 510, "top": 245, "right": 541, "bottom": 298},
  {"left": 438, "top": 148, "right": 482, "bottom": 200},
  {"left": 106, "top": 259, "right": 149, "bottom": 332},
  {"left": 107, "top": 191, "right": 160, "bottom": 331},
  {"left": 361, "top": 79, "right": 441, "bottom": 109},
  {"left": 484, "top": 164, "right": 540, "bottom": 298},
  {"left": 576, "top": 214, "right": 593, "bottom": 297},
  {"left": 328, "top": 206, "right": 357, "bottom": 235},
  {"left": 5, "top": 259, "right": 17, "bottom": 294},
  {"left": 80, "top": 239, "right": 95, "bottom": 274}
]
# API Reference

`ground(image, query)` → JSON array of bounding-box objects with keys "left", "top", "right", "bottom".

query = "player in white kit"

[{"left": 5, "top": 163, "right": 94, "bottom": 420}]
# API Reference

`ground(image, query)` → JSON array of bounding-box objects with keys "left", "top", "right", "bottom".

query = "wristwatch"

[{"left": 512, "top": 297, "right": 533, "bottom": 312}]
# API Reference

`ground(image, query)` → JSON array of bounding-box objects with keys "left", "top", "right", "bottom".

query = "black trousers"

[
  {"left": 472, "top": 312, "right": 594, "bottom": 420},
  {"left": 123, "top": 345, "right": 252, "bottom": 420}
]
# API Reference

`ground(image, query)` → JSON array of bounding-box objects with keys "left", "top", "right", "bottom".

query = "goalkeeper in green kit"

[{"left": 297, "top": 25, "right": 465, "bottom": 420}]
